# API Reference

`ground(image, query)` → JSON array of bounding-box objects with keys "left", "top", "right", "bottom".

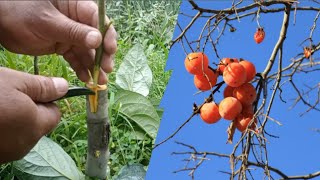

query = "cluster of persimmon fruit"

[{"left": 185, "top": 52, "right": 257, "bottom": 133}]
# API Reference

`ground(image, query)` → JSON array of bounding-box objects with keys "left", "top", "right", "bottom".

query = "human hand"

[
  {"left": 0, "top": 0, "right": 117, "bottom": 84},
  {"left": 0, "top": 67, "right": 68, "bottom": 163}
]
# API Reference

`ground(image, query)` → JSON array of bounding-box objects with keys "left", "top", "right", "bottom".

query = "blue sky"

[{"left": 147, "top": 1, "right": 319, "bottom": 179}]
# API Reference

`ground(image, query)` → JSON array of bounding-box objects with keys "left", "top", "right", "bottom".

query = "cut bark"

[{"left": 85, "top": 87, "right": 110, "bottom": 179}]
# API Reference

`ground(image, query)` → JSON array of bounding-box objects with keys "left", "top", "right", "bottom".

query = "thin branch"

[
  {"left": 261, "top": 4, "right": 291, "bottom": 77},
  {"left": 247, "top": 161, "right": 288, "bottom": 179},
  {"left": 33, "top": 56, "right": 39, "bottom": 75},
  {"left": 281, "top": 171, "right": 320, "bottom": 180},
  {"left": 188, "top": 0, "right": 297, "bottom": 14},
  {"left": 172, "top": 11, "right": 202, "bottom": 45},
  {"left": 153, "top": 81, "right": 224, "bottom": 149}
]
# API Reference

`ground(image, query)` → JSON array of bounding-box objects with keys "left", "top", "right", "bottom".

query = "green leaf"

[
  {"left": 150, "top": 99, "right": 164, "bottom": 118},
  {"left": 114, "top": 164, "right": 146, "bottom": 180},
  {"left": 115, "top": 43, "right": 152, "bottom": 97},
  {"left": 114, "top": 89, "right": 160, "bottom": 139},
  {"left": 13, "top": 137, "right": 84, "bottom": 180},
  {"left": 2, "top": 172, "right": 14, "bottom": 180},
  {"left": 156, "top": 108, "right": 164, "bottom": 119},
  {"left": 129, "top": 130, "right": 146, "bottom": 141}
]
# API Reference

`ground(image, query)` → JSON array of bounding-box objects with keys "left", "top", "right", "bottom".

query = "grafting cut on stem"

[
  {"left": 89, "top": 0, "right": 113, "bottom": 113},
  {"left": 85, "top": 0, "right": 112, "bottom": 179}
]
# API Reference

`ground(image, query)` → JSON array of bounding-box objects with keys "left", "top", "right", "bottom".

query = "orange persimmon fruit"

[
  {"left": 223, "top": 85, "right": 235, "bottom": 98},
  {"left": 239, "top": 59, "right": 256, "bottom": 83},
  {"left": 217, "top": 58, "right": 239, "bottom": 74},
  {"left": 219, "top": 97, "right": 242, "bottom": 120},
  {"left": 304, "top": 47, "right": 311, "bottom": 59},
  {"left": 235, "top": 113, "right": 257, "bottom": 132},
  {"left": 254, "top": 27, "right": 265, "bottom": 44},
  {"left": 194, "top": 69, "right": 218, "bottom": 91},
  {"left": 241, "top": 104, "right": 254, "bottom": 115},
  {"left": 185, "top": 52, "right": 209, "bottom": 75},
  {"left": 200, "top": 102, "right": 221, "bottom": 124},
  {"left": 223, "top": 63, "right": 247, "bottom": 87},
  {"left": 233, "top": 83, "right": 257, "bottom": 105}
]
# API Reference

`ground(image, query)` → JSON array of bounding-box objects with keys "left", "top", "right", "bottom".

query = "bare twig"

[
  {"left": 33, "top": 56, "right": 39, "bottom": 75},
  {"left": 154, "top": 81, "right": 224, "bottom": 149}
]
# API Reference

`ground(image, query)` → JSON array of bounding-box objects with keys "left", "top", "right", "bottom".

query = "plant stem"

[
  {"left": 93, "top": 0, "right": 108, "bottom": 87},
  {"left": 85, "top": 86, "right": 110, "bottom": 179},
  {"left": 90, "top": 0, "right": 112, "bottom": 112},
  {"left": 34, "top": 56, "right": 39, "bottom": 75},
  {"left": 85, "top": 0, "right": 111, "bottom": 179},
  {"left": 92, "top": 21, "right": 112, "bottom": 86}
]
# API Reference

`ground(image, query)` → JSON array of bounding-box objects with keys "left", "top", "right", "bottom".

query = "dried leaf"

[{"left": 227, "top": 122, "right": 236, "bottom": 144}]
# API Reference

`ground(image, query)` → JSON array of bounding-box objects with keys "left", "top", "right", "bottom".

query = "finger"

[
  {"left": 103, "top": 18, "right": 118, "bottom": 55},
  {"left": 63, "top": 50, "right": 90, "bottom": 82},
  {"left": 64, "top": 46, "right": 108, "bottom": 84},
  {"left": 26, "top": 77, "right": 68, "bottom": 102},
  {"left": 36, "top": 103, "right": 61, "bottom": 135},
  {"left": 98, "top": 69, "right": 107, "bottom": 85},
  {"left": 101, "top": 53, "right": 114, "bottom": 73},
  {"left": 1, "top": 68, "right": 68, "bottom": 102},
  {"left": 46, "top": 10, "right": 102, "bottom": 49},
  {"left": 70, "top": 46, "right": 95, "bottom": 69},
  {"left": 76, "top": 1, "right": 98, "bottom": 27},
  {"left": 78, "top": 1, "right": 118, "bottom": 55},
  {"left": 55, "top": 43, "right": 72, "bottom": 55}
]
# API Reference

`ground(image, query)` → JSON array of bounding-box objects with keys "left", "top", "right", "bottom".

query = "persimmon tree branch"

[
  {"left": 268, "top": 42, "right": 320, "bottom": 115},
  {"left": 188, "top": 0, "right": 295, "bottom": 14},
  {"left": 281, "top": 171, "right": 320, "bottom": 180},
  {"left": 261, "top": 3, "right": 290, "bottom": 130},
  {"left": 172, "top": 0, "right": 319, "bottom": 48},
  {"left": 153, "top": 81, "right": 225, "bottom": 149},
  {"left": 261, "top": 4, "right": 290, "bottom": 78},
  {"left": 173, "top": 142, "right": 320, "bottom": 179},
  {"left": 172, "top": 11, "right": 202, "bottom": 46}
]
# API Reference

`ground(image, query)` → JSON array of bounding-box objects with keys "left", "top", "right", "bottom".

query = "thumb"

[
  {"left": 1, "top": 68, "right": 68, "bottom": 102},
  {"left": 21, "top": 76, "right": 69, "bottom": 103},
  {"left": 48, "top": 13, "right": 102, "bottom": 49}
]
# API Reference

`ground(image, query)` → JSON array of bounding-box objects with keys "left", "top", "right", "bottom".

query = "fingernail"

[
  {"left": 86, "top": 31, "right": 101, "bottom": 48},
  {"left": 52, "top": 78, "right": 68, "bottom": 96}
]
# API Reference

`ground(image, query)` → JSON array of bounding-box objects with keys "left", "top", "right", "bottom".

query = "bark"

[{"left": 85, "top": 88, "right": 110, "bottom": 179}]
